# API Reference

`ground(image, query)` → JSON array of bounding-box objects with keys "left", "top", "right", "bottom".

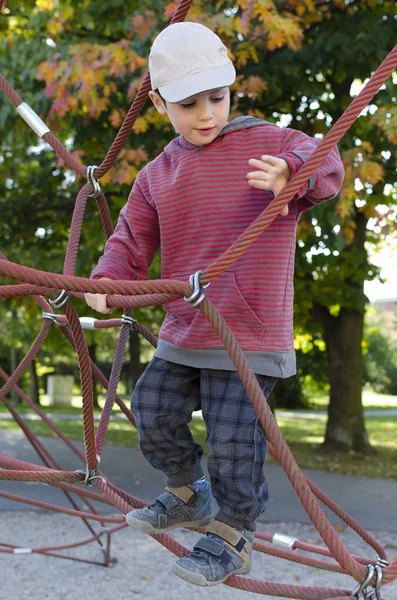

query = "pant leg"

[
  {"left": 200, "top": 369, "right": 278, "bottom": 532},
  {"left": 131, "top": 357, "right": 205, "bottom": 487}
]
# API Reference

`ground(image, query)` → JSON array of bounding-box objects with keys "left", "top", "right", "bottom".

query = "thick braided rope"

[
  {"left": 199, "top": 297, "right": 397, "bottom": 585},
  {"left": 0, "top": 321, "right": 52, "bottom": 400},
  {"left": 0, "top": 492, "right": 123, "bottom": 524},
  {"left": 0, "top": 470, "right": 83, "bottom": 484},
  {"left": 3, "top": 284, "right": 390, "bottom": 592},
  {"left": 256, "top": 533, "right": 385, "bottom": 569},
  {"left": 1, "top": 0, "right": 394, "bottom": 592},
  {"left": 0, "top": 529, "right": 113, "bottom": 557},
  {"left": 0, "top": 454, "right": 113, "bottom": 507},
  {"left": 0, "top": 262, "right": 392, "bottom": 592},
  {"left": 62, "top": 302, "right": 97, "bottom": 470},
  {"left": 0, "top": 282, "right": 181, "bottom": 309},
  {"left": 95, "top": 316, "right": 131, "bottom": 455},
  {"left": 63, "top": 184, "right": 92, "bottom": 275},
  {"left": 201, "top": 44, "right": 397, "bottom": 285},
  {"left": 0, "top": 258, "right": 190, "bottom": 297},
  {"left": 199, "top": 297, "right": 367, "bottom": 582}
]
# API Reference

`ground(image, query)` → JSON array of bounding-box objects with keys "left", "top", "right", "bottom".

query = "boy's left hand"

[{"left": 247, "top": 155, "right": 291, "bottom": 216}]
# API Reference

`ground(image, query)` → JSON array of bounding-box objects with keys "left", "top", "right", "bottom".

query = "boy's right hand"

[{"left": 85, "top": 277, "right": 114, "bottom": 314}]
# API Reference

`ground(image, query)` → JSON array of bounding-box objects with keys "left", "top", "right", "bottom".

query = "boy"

[{"left": 86, "top": 22, "right": 344, "bottom": 587}]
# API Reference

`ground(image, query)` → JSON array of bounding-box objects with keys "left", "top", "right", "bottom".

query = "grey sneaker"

[
  {"left": 172, "top": 520, "right": 253, "bottom": 586},
  {"left": 125, "top": 484, "right": 213, "bottom": 534}
]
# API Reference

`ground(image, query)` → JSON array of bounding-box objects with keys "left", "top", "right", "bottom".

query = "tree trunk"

[
  {"left": 128, "top": 329, "right": 141, "bottom": 393},
  {"left": 314, "top": 210, "right": 374, "bottom": 455},
  {"left": 320, "top": 307, "right": 374, "bottom": 455},
  {"left": 29, "top": 358, "right": 40, "bottom": 405}
]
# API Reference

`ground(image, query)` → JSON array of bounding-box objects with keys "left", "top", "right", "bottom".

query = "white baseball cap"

[{"left": 149, "top": 22, "right": 236, "bottom": 103}]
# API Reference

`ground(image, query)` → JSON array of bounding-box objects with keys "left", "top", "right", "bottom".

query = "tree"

[{"left": 1, "top": 0, "right": 396, "bottom": 450}]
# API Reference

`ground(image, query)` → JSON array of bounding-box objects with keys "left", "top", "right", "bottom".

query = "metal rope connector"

[
  {"left": 42, "top": 312, "right": 65, "bottom": 327},
  {"left": 272, "top": 533, "right": 298, "bottom": 550},
  {"left": 183, "top": 270, "right": 209, "bottom": 307},
  {"left": 87, "top": 165, "right": 101, "bottom": 198},
  {"left": 352, "top": 565, "right": 375, "bottom": 599},
  {"left": 79, "top": 317, "right": 97, "bottom": 330},
  {"left": 121, "top": 314, "right": 137, "bottom": 326},
  {"left": 16, "top": 102, "right": 50, "bottom": 138},
  {"left": 352, "top": 561, "right": 387, "bottom": 600},
  {"left": 49, "top": 290, "right": 70, "bottom": 309},
  {"left": 75, "top": 455, "right": 102, "bottom": 486}
]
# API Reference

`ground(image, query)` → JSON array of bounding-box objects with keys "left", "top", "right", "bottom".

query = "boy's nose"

[{"left": 198, "top": 102, "right": 213, "bottom": 121}]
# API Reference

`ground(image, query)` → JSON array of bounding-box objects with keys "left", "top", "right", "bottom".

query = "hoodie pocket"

[{"left": 163, "top": 270, "right": 267, "bottom": 348}]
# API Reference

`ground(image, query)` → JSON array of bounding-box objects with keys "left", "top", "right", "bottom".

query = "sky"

[{"left": 365, "top": 241, "right": 397, "bottom": 302}]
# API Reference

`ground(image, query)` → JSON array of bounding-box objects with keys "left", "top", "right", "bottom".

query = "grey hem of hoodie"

[{"left": 153, "top": 339, "right": 296, "bottom": 378}]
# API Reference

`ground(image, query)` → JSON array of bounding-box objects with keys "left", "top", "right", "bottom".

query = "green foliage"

[{"left": 364, "top": 317, "right": 397, "bottom": 395}]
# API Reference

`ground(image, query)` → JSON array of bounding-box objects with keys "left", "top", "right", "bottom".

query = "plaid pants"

[{"left": 131, "top": 357, "right": 277, "bottom": 531}]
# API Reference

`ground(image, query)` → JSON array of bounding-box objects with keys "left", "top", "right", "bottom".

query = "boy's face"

[{"left": 150, "top": 87, "right": 230, "bottom": 146}]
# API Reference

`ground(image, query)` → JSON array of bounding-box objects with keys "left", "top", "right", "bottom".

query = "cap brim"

[{"left": 158, "top": 62, "right": 236, "bottom": 103}]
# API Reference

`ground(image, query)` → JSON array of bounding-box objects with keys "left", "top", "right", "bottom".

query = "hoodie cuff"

[
  {"left": 276, "top": 151, "right": 317, "bottom": 198},
  {"left": 275, "top": 151, "right": 304, "bottom": 178}
]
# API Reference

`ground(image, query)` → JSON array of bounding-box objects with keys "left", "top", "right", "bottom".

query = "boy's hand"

[
  {"left": 247, "top": 155, "right": 291, "bottom": 216},
  {"left": 85, "top": 277, "right": 114, "bottom": 314}
]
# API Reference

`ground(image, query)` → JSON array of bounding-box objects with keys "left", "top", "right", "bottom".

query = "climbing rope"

[{"left": 0, "top": 0, "right": 396, "bottom": 597}]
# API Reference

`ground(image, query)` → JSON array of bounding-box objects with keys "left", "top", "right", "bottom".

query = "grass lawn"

[
  {"left": 1, "top": 405, "right": 396, "bottom": 481},
  {"left": 308, "top": 390, "right": 397, "bottom": 411}
]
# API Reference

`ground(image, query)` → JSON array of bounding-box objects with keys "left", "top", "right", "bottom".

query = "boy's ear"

[{"left": 149, "top": 91, "right": 167, "bottom": 115}]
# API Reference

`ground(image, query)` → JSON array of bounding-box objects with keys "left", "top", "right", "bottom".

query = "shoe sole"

[
  {"left": 172, "top": 562, "right": 251, "bottom": 586},
  {"left": 125, "top": 514, "right": 212, "bottom": 534}
]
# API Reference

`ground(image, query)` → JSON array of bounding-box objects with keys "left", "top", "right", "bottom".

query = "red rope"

[{"left": 1, "top": 0, "right": 396, "bottom": 595}]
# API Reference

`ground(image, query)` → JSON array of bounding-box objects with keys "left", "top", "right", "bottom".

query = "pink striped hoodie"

[{"left": 92, "top": 117, "right": 344, "bottom": 377}]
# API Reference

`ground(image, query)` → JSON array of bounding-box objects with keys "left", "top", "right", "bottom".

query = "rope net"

[{"left": 1, "top": 0, "right": 396, "bottom": 597}]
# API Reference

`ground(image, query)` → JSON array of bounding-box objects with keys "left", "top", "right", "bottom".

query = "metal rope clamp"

[
  {"left": 49, "top": 290, "right": 70, "bottom": 309},
  {"left": 352, "top": 559, "right": 388, "bottom": 600},
  {"left": 87, "top": 165, "right": 101, "bottom": 198},
  {"left": 75, "top": 455, "right": 104, "bottom": 486},
  {"left": 121, "top": 314, "right": 137, "bottom": 326},
  {"left": 42, "top": 312, "right": 65, "bottom": 327},
  {"left": 183, "top": 270, "right": 209, "bottom": 307}
]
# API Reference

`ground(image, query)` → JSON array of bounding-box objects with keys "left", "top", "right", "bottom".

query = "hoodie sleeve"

[
  {"left": 91, "top": 174, "right": 160, "bottom": 281},
  {"left": 277, "top": 127, "right": 344, "bottom": 213}
]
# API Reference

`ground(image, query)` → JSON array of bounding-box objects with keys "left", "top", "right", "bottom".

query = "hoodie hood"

[{"left": 164, "top": 116, "right": 272, "bottom": 153}]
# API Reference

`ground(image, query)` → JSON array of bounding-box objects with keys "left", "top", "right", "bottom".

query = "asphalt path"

[{"left": 1, "top": 429, "right": 396, "bottom": 532}]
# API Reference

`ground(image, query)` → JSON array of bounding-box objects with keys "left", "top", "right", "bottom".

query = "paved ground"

[
  {"left": 1, "top": 430, "right": 397, "bottom": 600},
  {"left": 1, "top": 514, "right": 397, "bottom": 600}
]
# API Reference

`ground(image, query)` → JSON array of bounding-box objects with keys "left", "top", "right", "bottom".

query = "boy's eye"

[
  {"left": 211, "top": 96, "right": 224, "bottom": 103},
  {"left": 181, "top": 102, "right": 195, "bottom": 109}
]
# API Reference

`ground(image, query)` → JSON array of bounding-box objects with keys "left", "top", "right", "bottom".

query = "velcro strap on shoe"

[
  {"left": 156, "top": 492, "right": 182, "bottom": 512},
  {"left": 206, "top": 521, "right": 242, "bottom": 547},
  {"left": 193, "top": 537, "right": 225, "bottom": 557},
  {"left": 166, "top": 486, "right": 195, "bottom": 504}
]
